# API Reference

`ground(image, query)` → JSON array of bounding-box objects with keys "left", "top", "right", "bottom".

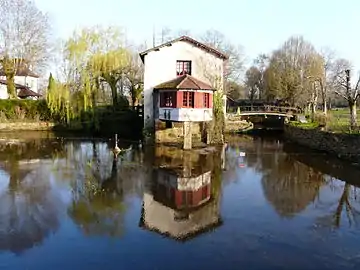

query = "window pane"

[
  {"left": 204, "top": 93, "right": 209, "bottom": 108},
  {"left": 183, "top": 92, "right": 188, "bottom": 106},
  {"left": 176, "top": 61, "right": 192, "bottom": 76},
  {"left": 188, "top": 92, "right": 194, "bottom": 108}
]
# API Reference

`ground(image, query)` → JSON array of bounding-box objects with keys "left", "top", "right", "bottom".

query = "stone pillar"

[
  {"left": 183, "top": 121, "right": 192, "bottom": 150},
  {"left": 201, "top": 122, "right": 210, "bottom": 145}
]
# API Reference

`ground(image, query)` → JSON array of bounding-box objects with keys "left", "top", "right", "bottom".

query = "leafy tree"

[
  {"left": 244, "top": 66, "right": 262, "bottom": 102},
  {"left": 263, "top": 36, "right": 320, "bottom": 107}
]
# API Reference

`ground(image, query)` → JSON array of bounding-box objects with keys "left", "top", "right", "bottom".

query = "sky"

[{"left": 35, "top": 0, "right": 360, "bottom": 72}]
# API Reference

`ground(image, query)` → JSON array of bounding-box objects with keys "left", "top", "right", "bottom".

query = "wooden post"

[{"left": 183, "top": 121, "right": 192, "bottom": 150}]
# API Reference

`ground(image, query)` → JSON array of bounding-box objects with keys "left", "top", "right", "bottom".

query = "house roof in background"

[
  {"left": 0, "top": 79, "right": 42, "bottom": 97},
  {"left": 153, "top": 74, "right": 214, "bottom": 91},
  {"left": 17, "top": 88, "right": 42, "bottom": 98},
  {"left": 139, "top": 35, "right": 228, "bottom": 62}
]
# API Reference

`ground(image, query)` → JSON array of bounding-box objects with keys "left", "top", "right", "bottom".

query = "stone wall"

[
  {"left": 0, "top": 122, "right": 54, "bottom": 131},
  {"left": 284, "top": 124, "right": 360, "bottom": 164},
  {"left": 155, "top": 121, "right": 203, "bottom": 145}
]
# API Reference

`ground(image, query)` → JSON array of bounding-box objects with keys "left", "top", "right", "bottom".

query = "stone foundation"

[
  {"left": 155, "top": 120, "right": 210, "bottom": 148},
  {"left": 284, "top": 124, "right": 360, "bottom": 164}
]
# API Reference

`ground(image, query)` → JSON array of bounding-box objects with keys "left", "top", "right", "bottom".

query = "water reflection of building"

[{"left": 139, "top": 146, "right": 222, "bottom": 241}]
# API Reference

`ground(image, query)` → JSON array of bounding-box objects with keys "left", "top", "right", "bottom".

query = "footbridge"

[
  {"left": 226, "top": 105, "right": 301, "bottom": 131},
  {"left": 231, "top": 105, "right": 300, "bottom": 117}
]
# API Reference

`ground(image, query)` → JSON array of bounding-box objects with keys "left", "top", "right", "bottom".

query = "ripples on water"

[{"left": 0, "top": 132, "right": 360, "bottom": 270}]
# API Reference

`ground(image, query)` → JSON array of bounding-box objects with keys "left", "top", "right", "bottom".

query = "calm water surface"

[{"left": 0, "top": 132, "right": 360, "bottom": 270}]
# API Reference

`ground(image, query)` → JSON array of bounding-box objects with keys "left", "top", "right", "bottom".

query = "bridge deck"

[{"left": 228, "top": 105, "right": 300, "bottom": 117}]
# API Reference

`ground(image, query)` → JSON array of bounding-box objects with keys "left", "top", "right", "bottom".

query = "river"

[{"left": 0, "top": 131, "right": 359, "bottom": 270}]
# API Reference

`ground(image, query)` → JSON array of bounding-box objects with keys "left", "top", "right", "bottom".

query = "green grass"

[
  {"left": 291, "top": 108, "right": 360, "bottom": 134},
  {"left": 326, "top": 108, "right": 360, "bottom": 133},
  {"left": 289, "top": 121, "right": 319, "bottom": 129}
]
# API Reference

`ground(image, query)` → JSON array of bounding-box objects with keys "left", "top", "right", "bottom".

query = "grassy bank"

[{"left": 293, "top": 108, "right": 360, "bottom": 134}]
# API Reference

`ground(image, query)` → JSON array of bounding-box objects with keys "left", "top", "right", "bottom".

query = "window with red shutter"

[
  {"left": 182, "top": 91, "right": 194, "bottom": 108},
  {"left": 204, "top": 93, "right": 210, "bottom": 108}
]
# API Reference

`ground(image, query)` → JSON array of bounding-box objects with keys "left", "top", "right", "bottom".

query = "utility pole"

[{"left": 152, "top": 25, "right": 156, "bottom": 47}]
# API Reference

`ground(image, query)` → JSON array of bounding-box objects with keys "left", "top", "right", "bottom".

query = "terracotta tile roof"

[
  {"left": 17, "top": 88, "right": 42, "bottom": 98},
  {"left": 139, "top": 35, "right": 228, "bottom": 62},
  {"left": 0, "top": 79, "right": 42, "bottom": 97},
  {"left": 154, "top": 74, "right": 214, "bottom": 91}
]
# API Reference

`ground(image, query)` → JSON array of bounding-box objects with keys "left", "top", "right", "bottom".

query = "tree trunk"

[
  {"left": 311, "top": 102, "right": 316, "bottom": 122},
  {"left": 6, "top": 72, "right": 16, "bottom": 99},
  {"left": 323, "top": 99, "right": 327, "bottom": 114},
  {"left": 130, "top": 85, "right": 136, "bottom": 106},
  {"left": 109, "top": 82, "right": 118, "bottom": 107},
  {"left": 349, "top": 101, "right": 357, "bottom": 131}
]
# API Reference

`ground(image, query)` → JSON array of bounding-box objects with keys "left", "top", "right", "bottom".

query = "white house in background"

[
  {"left": 139, "top": 36, "right": 228, "bottom": 128},
  {"left": 0, "top": 64, "right": 41, "bottom": 99}
]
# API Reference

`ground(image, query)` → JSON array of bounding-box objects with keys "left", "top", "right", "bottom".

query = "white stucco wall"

[
  {"left": 0, "top": 84, "right": 9, "bottom": 99},
  {"left": 157, "top": 170, "right": 212, "bottom": 191},
  {"left": 0, "top": 75, "right": 38, "bottom": 93},
  {"left": 142, "top": 192, "right": 220, "bottom": 238},
  {"left": 159, "top": 108, "right": 213, "bottom": 122},
  {"left": 143, "top": 41, "right": 225, "bottom": 128}
]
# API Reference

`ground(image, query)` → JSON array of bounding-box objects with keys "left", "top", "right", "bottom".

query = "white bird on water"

[{"left": 113, "top": 134, "right": 121, "bottom": 156}]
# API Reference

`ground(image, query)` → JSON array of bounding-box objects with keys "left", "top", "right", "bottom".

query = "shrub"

[{"left": 0, "top": 99, "right": 51, "bottom": 121}]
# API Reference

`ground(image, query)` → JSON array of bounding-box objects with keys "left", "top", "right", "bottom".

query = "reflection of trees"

[
  {"left": 0, "top": 161, "right": 62, "bottom": 254},
  {"left": 283, "top": 143, "right": 360, "bottom": 229},
  {"left": 226, "top": 135, "right": 325, "bottom": 218},
  {"left": 0, "top": 136, "right": 66, "bottom": 254},
  {"left": 60, "top": 141, "right": 148, "bottom": 237},
  {"left": 315, "top": 181, "right": 360, "bottom": 229},
  {"left": 261, "top": 155, "right": 325, "bottom": 218}
]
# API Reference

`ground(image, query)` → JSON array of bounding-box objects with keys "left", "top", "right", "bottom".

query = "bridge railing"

[{"left": 229, "top": 105, "right": 301, "bottom": 114}]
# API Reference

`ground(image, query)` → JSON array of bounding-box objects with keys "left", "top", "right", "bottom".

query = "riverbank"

[
  {"left": 0, "top": 122, "right": 55, "bottom": 131},
  {"left": 284, "top": 124, "right": 360, "bottom": 164}
]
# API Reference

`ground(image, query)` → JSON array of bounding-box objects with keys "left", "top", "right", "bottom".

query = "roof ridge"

[
  {"left": 139, "top": 36, "right": 228, "bottom": 62},
  {"left": 186, "top": 74, "right": 201, "bottom": 89},
  {"left": 176, "top": 75, "right": 188, "bottom": 89}
]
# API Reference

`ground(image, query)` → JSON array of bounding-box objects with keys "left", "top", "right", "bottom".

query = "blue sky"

[{"left": 35, "top": 0, "right": 360, "bottom": 70}]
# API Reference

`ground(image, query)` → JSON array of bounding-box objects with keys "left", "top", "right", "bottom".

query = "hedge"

[{"left": 0, "top": 99, "right": 51, "bottom": 121}]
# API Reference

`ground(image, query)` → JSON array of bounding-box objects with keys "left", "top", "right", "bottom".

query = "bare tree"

[
  {"left": 0, "top": 0, "right": 51, "bottom": 97},
  {"left": 263, "top": 36, "right": 320, "bottom": 107},
  {"left": 200, "top": 29, "right": 245, "bottom": 84},
  {"left": 318, "top": 48, "right": 336, "bottom": 114},
  {"left": 124, "top": 51, "right": 143, "bottom": 106},
  {"left": 334, "top": 65, "right": 360, "bottom": 130}
]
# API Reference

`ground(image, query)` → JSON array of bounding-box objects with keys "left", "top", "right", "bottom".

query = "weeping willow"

[
  {"left": 88, "top": 49, "right": 131, "bottom": 106},
  {"left": 46, "top": 74, "right": 72, "bottom": 124},
  {"left": 46, "top": 26, "right": 133, "bottom": 128}
]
